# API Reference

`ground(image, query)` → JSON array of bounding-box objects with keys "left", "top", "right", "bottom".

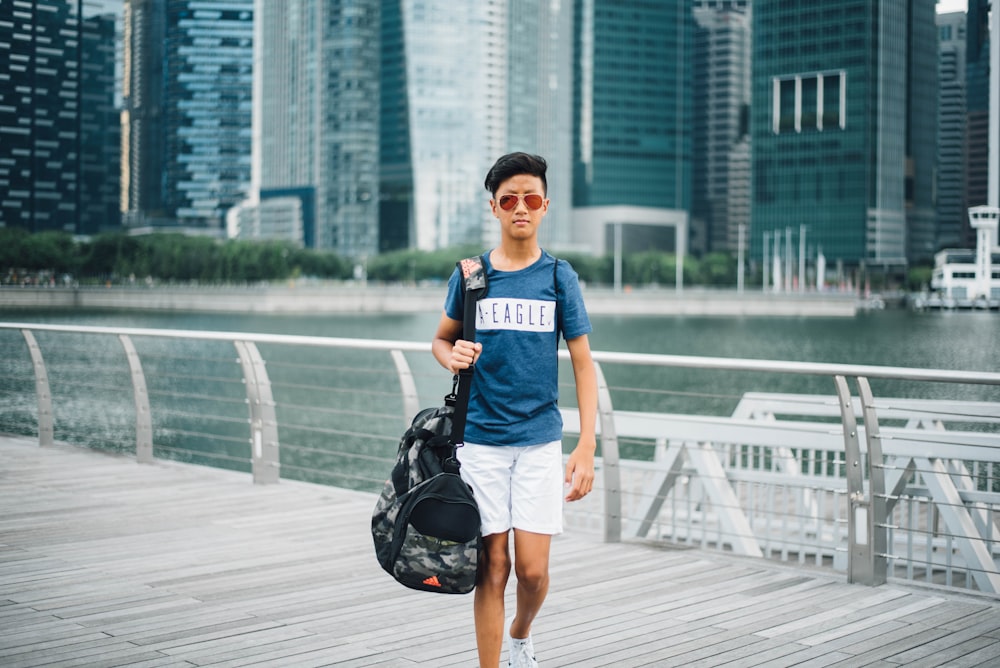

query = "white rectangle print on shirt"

[{"left": 476, "top": 298, "right": 556, "bottom": 333}]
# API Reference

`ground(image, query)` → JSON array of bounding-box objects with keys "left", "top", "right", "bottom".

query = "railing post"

[
  {"left": 390, "top": 349, "right": 420, "bottom": 424},
  {"left": 118, "top": 335, "right": 154, "bottom": 464},
  {"left": 856, "top": 376, "right": 888, "bottom": 585},
  {"left": 594, "top": 361, "right": 621, "bottom": 543},
  {"left": 834, "top": 374, "right": 881, "bottom": 585},
  {"left": 21, "top": 330, "right": 53, "bottom": 447},
  {"left": 234, "top": 341, "right": 280, "bottom": 484}
]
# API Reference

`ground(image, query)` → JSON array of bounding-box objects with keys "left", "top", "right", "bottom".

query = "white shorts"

[{"left": 458, "top": 440, "right": 564, "bottom": 536}]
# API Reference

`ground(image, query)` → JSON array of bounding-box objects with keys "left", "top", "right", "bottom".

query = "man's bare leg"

[
  {"left": 474, "top": 532, "right": 512, "bottom": 667},
  {"left": 509, "top": 529, "right": 552, "bottom": 639}
]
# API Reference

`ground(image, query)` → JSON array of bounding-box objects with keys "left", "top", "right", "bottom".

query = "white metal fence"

[{"left": 1, "top": 322, "right": 998, "bottom": 596}]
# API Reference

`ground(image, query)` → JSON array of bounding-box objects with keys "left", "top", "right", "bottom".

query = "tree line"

[{"left": 0, "top": 227, "right": 753, "bottom": 288}]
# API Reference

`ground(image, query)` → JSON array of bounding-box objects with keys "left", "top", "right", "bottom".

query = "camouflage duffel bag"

[{"left": 371, "top": 405, "right": 481, "bottom": 594}]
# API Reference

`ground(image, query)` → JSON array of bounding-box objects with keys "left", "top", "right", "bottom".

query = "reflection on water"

[{"left": 2, "top": 308, "right": 998, "bottom": 491}]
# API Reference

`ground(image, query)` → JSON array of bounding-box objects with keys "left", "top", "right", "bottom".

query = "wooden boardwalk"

[{"left": 2, "top": 435, "right": 999, "bottom": 668}]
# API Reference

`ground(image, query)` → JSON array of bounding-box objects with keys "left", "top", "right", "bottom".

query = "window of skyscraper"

[{"left": 772, "top": 71, "right": 846, "bottom": 134}]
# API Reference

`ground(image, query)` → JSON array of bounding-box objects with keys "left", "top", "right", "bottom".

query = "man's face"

[{"left": 490, "top": 174, "right": 549, "bottom": 242}]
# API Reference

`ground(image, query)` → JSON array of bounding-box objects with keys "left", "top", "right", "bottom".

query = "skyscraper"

[
  {"left": 1, "top": 1, "right": 81, "bottom": 233},
  {"left": 573, "top": 0, "right": 693, "bottom": 258},
  {"left": 936, "top": 11, "right": 969, "bottom": 250},
  {"left": 502, "top": 0, "right": 574, "bottom": 251},
  {"left": 752, "top": 0, "right": 938, "bottom": 269},
  {"left": 380, "top": 0, "right": 573, "bottom": 254},
  {"left": 906, "top": 0, "right": 939, "bottom": 263},
  {"left": 965, "top": 0, "right": 993, "bottom": 212},
  {"left": 691, "top": 0, "right": 751, "bottom": 255},
  {"left": 380, "top": 1, "right": 506, "bottom": 253},
  {"left": 80, "top": 8, "right": 122, "bottom": 235},
  {"left": 123, "top": 0, "right": 253, "bottom": 235},
  {"left": 247, "top": 0, "right": 379, "bottom": 255}
]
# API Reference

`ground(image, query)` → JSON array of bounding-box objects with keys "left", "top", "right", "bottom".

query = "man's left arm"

[{"left": 564, "top": 334, "right": 597, "bottom": 501}]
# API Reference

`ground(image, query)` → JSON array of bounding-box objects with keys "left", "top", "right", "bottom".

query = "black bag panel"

[{"left": 406, "top": 475, "right": 481, "bottom": 544}]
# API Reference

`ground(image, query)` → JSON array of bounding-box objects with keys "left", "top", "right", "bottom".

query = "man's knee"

[
  {"left": 514, "top": 558, "right": 549, "bottom": 592},
  {"left": 478, "top": 536, "right": 512, "bottom": 588}
]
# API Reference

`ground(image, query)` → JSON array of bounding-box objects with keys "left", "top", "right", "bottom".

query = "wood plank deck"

[{"left": 1, "top": 435, "right": 998, "bottom": 668}]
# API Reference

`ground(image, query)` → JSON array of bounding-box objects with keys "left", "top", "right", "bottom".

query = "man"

[{"left": 432, "top": 152, "right": 598, "bottom": 668}]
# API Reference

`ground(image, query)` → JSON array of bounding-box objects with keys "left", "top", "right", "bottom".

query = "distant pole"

[
  {"left": 773, "top": 231, "right": 782, "bottom": 293},
  {"left": 737, "top": 223, "right": 746, "bottom": 294},
  {"left": 798, "top": 224, "right": 806, "bottom": 292},
  {"left": 784, "top": 227, "right": 793, "bottom": 292},
  {"left": 613, "top": 221, "right": 623, "bottom": 293},
  {"left": 763, "top": 231, "right": 770, "bottom": 292}
]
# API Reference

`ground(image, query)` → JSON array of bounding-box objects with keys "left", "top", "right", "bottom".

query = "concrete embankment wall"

[{"left": 0, "top": 285, "right": 858, "bottom": 317}]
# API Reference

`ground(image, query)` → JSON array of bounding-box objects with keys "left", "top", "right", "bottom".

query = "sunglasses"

[{"left": 497, "top": 193, "right": 545, "bottom": 211}]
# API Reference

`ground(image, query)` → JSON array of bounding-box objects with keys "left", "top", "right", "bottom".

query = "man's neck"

[{"left": 491, "top": 241, "right": 541, "bottom": 271}]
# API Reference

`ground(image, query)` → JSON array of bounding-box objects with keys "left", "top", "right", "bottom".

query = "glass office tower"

[
  {"left": 573, "top": 0, "right": 693, "bottom": 255},
  {"left": 965, "top": 0, "right": 992, "bottom": 212},
  {"left": 80, "top": 9, "right": 121, "bottom": 235},
  {"left": 502, "top": 0, "right": 574, "bottom": 251},
  {"left": 0, "top": 1, "right": 81, "bottom": 233},
  {"left": 936, "top": 11, "right": 969, "bottom": 251},
  {"left": 573, "top": 0, "right": 692, "bottom": 212},
  {"left": 381, "top": 0, "right": 572, "bottom": 253},
  {"left": 752, "top": 0, "right": 937, "bottom": 268},
  {"left": 381, "top": 1, "right": 505, "bottom": 252},
  {"left": 692, "top": 1, "right": 751, "bottom": 255},
  {"left": 123, "top": 0, "right": 253, "bottom": 234},
  {"left": 905, "top": 0, "right": 938, "bottom": 263},
  {"left": 251, "top": 0, "right": 379, "bottom": 255}
]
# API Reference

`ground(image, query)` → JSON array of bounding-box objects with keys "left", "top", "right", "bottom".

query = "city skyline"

[{"left": 0, "top": 0, "right": 993, "bottom": 276}]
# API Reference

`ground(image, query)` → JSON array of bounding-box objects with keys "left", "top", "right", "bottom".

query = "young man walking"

[{"left": 432, "top": 152, "right": 598, "bottom": 668}]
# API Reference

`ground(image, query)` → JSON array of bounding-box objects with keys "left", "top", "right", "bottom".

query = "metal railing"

[{"left": 1, "top": 321, "right": 998, "bottom": 595}]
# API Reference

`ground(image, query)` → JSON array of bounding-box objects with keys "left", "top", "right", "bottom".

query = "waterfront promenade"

[
  {"left": 2, "top": 435, "right": 999, "bottom": 667},
  {"left": 0, "top": 284, "right": 858, "bottom": 317}
]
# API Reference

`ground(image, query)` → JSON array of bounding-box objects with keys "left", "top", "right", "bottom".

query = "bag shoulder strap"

[
  {"left": 447, "top": 254, "right": 489, "bottom": 444},
  {"left": 458, "top": 254, "right": 488, "bottom": 340}
]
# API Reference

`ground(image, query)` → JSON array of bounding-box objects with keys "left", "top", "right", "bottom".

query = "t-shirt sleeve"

[
  {"left": 443, "top": 267, "right": 465, "bottom": 322},
  {"left": 557, "top": 260, "right": 592, "bottom": 341}
]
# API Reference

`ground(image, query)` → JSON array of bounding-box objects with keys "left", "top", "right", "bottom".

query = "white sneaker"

[{"left": 507, "top": 619, "right": 538, "bottom": 668}]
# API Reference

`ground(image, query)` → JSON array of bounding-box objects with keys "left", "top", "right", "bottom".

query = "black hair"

[{"left": 484, "top": 152, "right": 548, "bottom": 197}]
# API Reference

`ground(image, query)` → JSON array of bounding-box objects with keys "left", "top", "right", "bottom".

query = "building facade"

[
  {"left": 905, "top": 0, "right": 939, "bottom": 264},
  {"left": 572, "top": 0, "right": 693, "bottom": 256},
  {"left": 80, "top": 9, "right": 122, "bottom": 235},
  {"left": 752, "top": 0, "right": 938, "bottom": 269},
  {"left": 936, "top": 11, "right": 969, "bottom": 251},
  {"left": 691, "top": 0, "right": 751, "bottom": 256},
  {"left": 965, "top": 0, "right": 993, "bottom": 213},
  {"left": 249, "top": 0, "right": 379, "bottom": 255},
  {"left": 500, "top": 0, "right": 574, "bottom": 252},
  {"left": 1, "top": 1, "right": 80, "bottom": 233},
  {"left": 123, "top": 0, "right": 253, "bottom": 235},
  {"left": 379, "top": 1, "right": 506, "bottom": 253}
]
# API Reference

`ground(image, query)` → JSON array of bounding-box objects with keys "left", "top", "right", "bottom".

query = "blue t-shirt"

[{"left": 444, "top": 251, "right": 592, "bottom": 447}]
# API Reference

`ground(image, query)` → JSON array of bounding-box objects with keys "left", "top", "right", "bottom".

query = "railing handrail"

[{"left": 4, "top": 321, "right": 1000, "bottom": 385}]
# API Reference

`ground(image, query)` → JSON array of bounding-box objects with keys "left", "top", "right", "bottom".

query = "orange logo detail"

[{"left": 423, "top": 575, "right": 442, "bottom": 587}]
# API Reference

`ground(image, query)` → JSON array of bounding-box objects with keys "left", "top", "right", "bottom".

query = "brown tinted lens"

[
  {"left": 498, "top": 194, "right": 544, "bottom": 211},
  {"left": 523, "top": 194, "right": 544, "bottom": 210},
  {"left": 498, "top": 195, "right": 518, "bottom": 211}
]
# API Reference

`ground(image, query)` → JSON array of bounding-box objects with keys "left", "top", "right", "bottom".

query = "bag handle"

[{"left": 447, "top": 255, "right": 488, "bottom": 445}]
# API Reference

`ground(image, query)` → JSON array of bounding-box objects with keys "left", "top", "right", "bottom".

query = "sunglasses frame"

[{"left": 496, "top": 193, "right": 545, "bottom": 211}]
